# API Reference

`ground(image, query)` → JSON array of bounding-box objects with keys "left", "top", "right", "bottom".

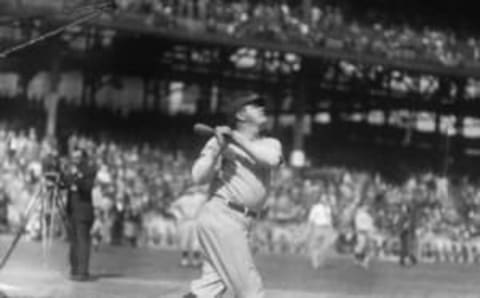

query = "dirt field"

[{"left": 1, "top": 236, "right": 480, "bottom": 298}]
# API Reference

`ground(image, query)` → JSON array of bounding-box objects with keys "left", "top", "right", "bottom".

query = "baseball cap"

[{"left": 224, "top": 93, "right": 265, "bottom": 116}]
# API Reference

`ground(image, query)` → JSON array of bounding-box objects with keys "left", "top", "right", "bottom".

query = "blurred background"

[{"left": 2, "top": 0, "right": 480, "bottom": 290}]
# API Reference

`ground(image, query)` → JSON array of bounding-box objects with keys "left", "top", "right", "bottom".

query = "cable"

[
  {"left": 63, "top": 0, "right": 116, "bottom": 15},
  {"left": 0, "top": 1, "right": 114, "bottom": 58}
]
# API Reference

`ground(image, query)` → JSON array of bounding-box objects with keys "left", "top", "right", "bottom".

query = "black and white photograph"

[{"left": 1, "top": 0, "right": 480, "bottom": 297}]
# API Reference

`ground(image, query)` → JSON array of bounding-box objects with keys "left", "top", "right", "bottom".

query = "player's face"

[{"left": 242, "top": 103, "right": 267, "bottom": 126}]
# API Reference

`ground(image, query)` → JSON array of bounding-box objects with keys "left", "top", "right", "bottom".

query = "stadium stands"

[{"left": 2, "top": 121, "right": 480, "bottom": 264}]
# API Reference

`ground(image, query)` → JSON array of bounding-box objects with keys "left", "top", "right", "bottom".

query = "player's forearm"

[
  {"left": 191, "top": 154, "right": 220, "bottom": 184},
  {"left": 230, "top": 132, "right": 282, "bottom": 167}
]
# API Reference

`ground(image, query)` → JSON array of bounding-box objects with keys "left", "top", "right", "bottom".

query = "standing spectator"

[
  {"left": 111, "top": 199, "right": 125, "bottom": 245},
  {"left": 268, "top": 187, "right": 306, "bottom": 253},
  {"left": 91, "top": 209, "right": 104, "bottom": 251},
  {"left": 123, "top": 205, "right": 141, "bottom": 247},
  {"left": 398, "top": 202, "right": 418, "bottom": 266}
]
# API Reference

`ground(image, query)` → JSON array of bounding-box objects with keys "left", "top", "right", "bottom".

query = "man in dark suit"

[{"left": 65, "top": 145, "right": 97, "bottom": 281}]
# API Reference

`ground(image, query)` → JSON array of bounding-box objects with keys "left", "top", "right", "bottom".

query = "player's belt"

[{"left": 225, "top": 200, "right": 259, "bottom": 219}]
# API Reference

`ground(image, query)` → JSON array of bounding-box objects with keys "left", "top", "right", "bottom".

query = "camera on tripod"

[
  {"left": 42, "top": 154, "right": 67, "bottom": 190},
  {"left": 44, "top": 171, "right": 64, "bottom": 189}
]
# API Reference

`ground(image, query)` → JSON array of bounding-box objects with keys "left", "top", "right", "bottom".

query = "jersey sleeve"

[
  {"left": 259, "top": 137, "right": 284, "bottom": 167},
  {"left": 199, "top": 137, "right": 222, "bottom": 158}
]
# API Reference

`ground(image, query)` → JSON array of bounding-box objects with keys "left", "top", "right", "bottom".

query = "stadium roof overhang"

[
  {"left": 1, "top": 0, "right": 480, "bottom": 80},
  {"left": 62, "top": 17, "right": 480, "bottom": 79}
]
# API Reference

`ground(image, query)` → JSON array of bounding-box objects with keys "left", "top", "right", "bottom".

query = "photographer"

[{"left": 64, "top": 145, "right": 97, "bottom": 282}]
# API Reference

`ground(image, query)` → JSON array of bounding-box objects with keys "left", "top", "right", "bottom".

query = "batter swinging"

[{"left": 184, "top": 94, "right": 283, "bottom": 298}]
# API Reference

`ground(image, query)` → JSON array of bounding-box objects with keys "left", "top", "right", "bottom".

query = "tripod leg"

[
  {"left": 54, "top": 192, "right": 71, "bottom": 237},
  {"left": 49, "top": 189, "right": 57, "bottom": 246},
  {"left": 0, "top": 188, "right": 41, "bottom": 270},
  {"left": 42, "top": 188, "right": 57, "bottom": 265},
  {"left": 41, "top": 190, "right": 48, "bottom": 264},
  {"left": 44, "top": 189, "right": 55, "bottom": 264}
]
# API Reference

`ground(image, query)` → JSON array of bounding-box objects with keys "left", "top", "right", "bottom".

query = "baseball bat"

[
  {"left": 193, "top": 123, "right": 256, "bottom": 161},
  {"left": 193, "top": 123, "right": 215, "bottom": 136}
]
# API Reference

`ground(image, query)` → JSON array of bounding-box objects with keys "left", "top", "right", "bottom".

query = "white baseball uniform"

[
  {"left": 307, "top": 201, "right": 337, "bottom": 268},
  {"left": 190, "top": 136, "right": 282, "bottom": 298}
]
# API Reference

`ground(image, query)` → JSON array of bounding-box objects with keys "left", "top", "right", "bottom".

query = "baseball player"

[
  {"left": 306, "top": 193, "right": 337, "bottom": 269},
  {"left": 353, "top": 204, "right": 375, "bottom": 268},
  {"left": 170, "top": 185, "right": 208, "bottom": 268},
  {"left": 184, "top": 94, "right": 283, "bottom": 298},
  {"left": 336, "top": 183, "right": 364, "bottom": 256}
]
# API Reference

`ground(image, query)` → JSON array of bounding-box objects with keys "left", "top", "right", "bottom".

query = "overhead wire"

[{"left": 0, "top": 1, "right": 114, "bottom": 58}]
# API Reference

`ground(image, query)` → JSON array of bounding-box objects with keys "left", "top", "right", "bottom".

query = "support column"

[
  {"left": 272, "top": 89, "right": 282, "bottom": 135},
  {"left": 436, "top": 78, "right": 449, "bottom": 173},
  {"left": 195, "top": 83, "right": 212, "bottom": 116},
  {"left": 290, "top": 82, "right": 306, "bottom": 167},
  {"left": 303, "top": 0, "right": 312, "bottom": 24},
  {"left": 88, "top": 74, "right": 98, "bottom": 106},
  {"left": 152, "top": 79, "right": 161, "bottom": 111},
  {"left": 384, "top": 71, "right": 392, "bottom": 128},
  {"left": 142, "top": 77, "right": 149, "bottom": 111},
  {"left": 434, "top": 109, "right": 441, "bottom": 134},
  {"left": 454, "top": 78, "right": 466, "bottom": 158},
  {"left": 81, "top": 27, "right": 92, "bottom": 106},
  {"left": 80, "top": 71, "right": 89, "bottom": 106},
  {"left": 198, "top": 0, "right": 207, "bottom": 22},
  {"left": 160, "top": 79, "right": 170, "bottom": 112},
  {"left": 44, "top": 57, "right": 61, "bottom": 140}
]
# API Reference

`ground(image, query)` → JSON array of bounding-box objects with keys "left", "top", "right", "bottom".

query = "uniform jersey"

[
  {"left": 354, "top": 208, "right": 375, "bottom": 232},
  {"left": 308, "top": 203, "right": 333, "bottom": 227},
  {"left": 190, "top": 133, "right": 282, "bottom": 298},
  {"left": 200, "top": 137, "right": 281, "bottom": 210}
]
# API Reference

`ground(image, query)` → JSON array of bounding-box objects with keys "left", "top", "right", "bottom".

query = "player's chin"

[{"left": 257, "top": 117, "right": 268, "bottom": 128}]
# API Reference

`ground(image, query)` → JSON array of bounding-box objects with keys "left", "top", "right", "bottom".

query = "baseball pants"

[
  {"left": 308, "top": 225, "right": 337, "bottom": 269},
  {"left": 190, "top": 197, "right": 265, "bottom": 298}
]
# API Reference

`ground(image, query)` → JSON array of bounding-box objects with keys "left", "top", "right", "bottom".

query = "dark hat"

[{"left": 224, "top": 93, "right": 265, "bottom": 116}]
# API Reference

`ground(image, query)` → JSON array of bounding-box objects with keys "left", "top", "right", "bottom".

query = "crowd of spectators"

[
  {"left": 0, "top": 123, "right": 191, "bottom": 245},
  {"left": 2, "top": 122, "right": 480, "bottom": 264},
  {"left": 109, "top": 0, "right": 480, "bottom": 68},
  {"left": 256, "top": 167, "right": 480, "bottom": 264}
]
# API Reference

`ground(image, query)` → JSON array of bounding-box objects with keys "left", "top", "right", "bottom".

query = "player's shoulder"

[
  {"left": 257, "top": 136, "right": 282, "bottom": 149},
  {"left": 259, "top": 135, "right": 280, "bottom": 142}
]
